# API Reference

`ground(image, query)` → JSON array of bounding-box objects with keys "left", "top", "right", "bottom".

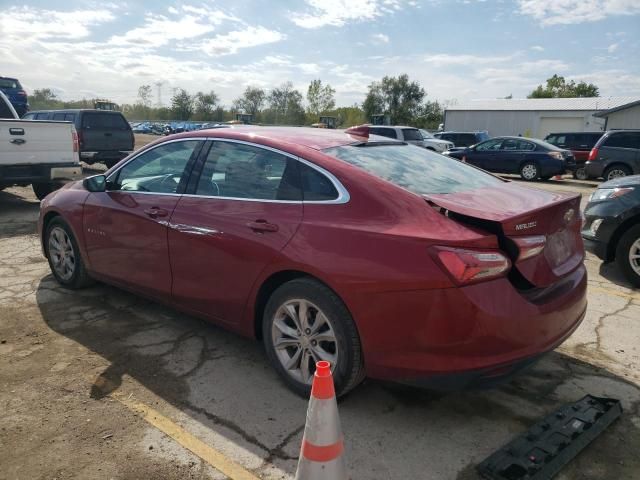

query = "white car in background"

[
  {"left": 368, "top": 125, "right": 453, "bottom": 153},
  {"left": 419, "top": 129, "right": 454, "bottom": 153}
]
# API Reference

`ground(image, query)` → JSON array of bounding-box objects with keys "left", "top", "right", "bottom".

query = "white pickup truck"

[{"left": 0, "top": 91, "right": 81, "bottom": 200}]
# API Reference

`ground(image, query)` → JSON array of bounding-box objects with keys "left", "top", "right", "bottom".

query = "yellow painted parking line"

[
  {"left": 112, "top": 392, "right": 261, "bottom": 480},
  {"left": 589, "top": 285, "right": 640, "bottom": 301}
]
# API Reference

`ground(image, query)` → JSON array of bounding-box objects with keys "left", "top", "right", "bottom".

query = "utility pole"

[{"left": 154, "top": 81, "right": 165, "bottom": 107}]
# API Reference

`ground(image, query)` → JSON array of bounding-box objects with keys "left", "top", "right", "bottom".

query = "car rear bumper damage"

[
  {"left": 354, "top": 264, "right": 588, "bottom": 389},
  {"left": 0, "top": 162, "right": 82, "bottom": 185}
]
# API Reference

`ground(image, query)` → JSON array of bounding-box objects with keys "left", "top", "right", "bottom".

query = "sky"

[{"left": 1, "top": 0, "right": 639, "bottom": 108}]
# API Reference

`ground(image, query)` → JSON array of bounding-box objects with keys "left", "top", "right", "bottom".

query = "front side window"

[
  {"left": 111, "top": 140, "right": 199, "bottom": 193},
  {"left": 476, "top": 139, "right": 503, "bottom": 151},
  {"left": 325, "top": 143, "right": 503, "bottom": 195},
  {"left": 402, "top": 129, "right": 423, "bottom": 141},
  {"left": 195, "top": 142, "right": 302, "bottom": 200},
  {"left": 35, "top": 113, "right": 49, "bottom": 120}
]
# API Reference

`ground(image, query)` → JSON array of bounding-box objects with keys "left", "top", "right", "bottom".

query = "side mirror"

[{"left": 83, "top": 174, "right": 107, "bottom": 192}]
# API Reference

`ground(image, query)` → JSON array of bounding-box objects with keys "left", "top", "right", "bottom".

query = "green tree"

[
  {"left": 171, "top": 89, "right": 194, "bottom": 120},
  {"left": 193, "top": 91, "right": 219, "bottom": 120},
  {"left": 137, "top": 85, "right": 152, "bottom": 107},
  {"left": 306, "top": 79, "right": 336, "bottom": 117},
  {"left": 333, "top": 105, "right": 366, "bottom": 127},
  {"left": 528, "top": 74, "right": 599, "bottom": 98},
  {"left": 30, "top": 88, "right": 62, "bottom": 110},
  {"left": 266, "top": 82, "right": 305, "bottom": 125},
  {"left": 234, "top": 86, "right": 266, "bottom": 117},
  {"left": 363, "top": 74, "right": 426, "bottom": 125},
  {"left": 417, "top": 100, "right": 443, "bottom": 130}
]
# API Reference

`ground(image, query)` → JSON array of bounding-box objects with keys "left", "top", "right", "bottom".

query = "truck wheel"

[
  {"left": 32, "top": 183, "right": 58, "bottom": 201},
  {"left": 604, "top": 165, "right": 631, "bottom": 181},
  {"left": 615, "top": 224, "right": 640, "bottom": 288}
]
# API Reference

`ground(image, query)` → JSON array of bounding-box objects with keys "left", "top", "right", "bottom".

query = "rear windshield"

[
  {"left": 324, "top": 144, "right": 503, "bottom": 195},
  {"left": 82, "top": 112, "right": 129, "bottom": 129},
  {"left": 0, "top": 78, "right": 20, "bottom": 89}
]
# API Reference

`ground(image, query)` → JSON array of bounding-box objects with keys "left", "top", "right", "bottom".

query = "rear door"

[
  {"left": 83, "top": 139, "right": 202, "bottom": 298},
  {"left": 168, "top": 140, "right": 304, "bottom": 325},
  {"left": 81, "top": 112, "right": 133, "bottom": 154}
]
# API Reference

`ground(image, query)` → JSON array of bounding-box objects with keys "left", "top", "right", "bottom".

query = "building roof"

[
  {"left": 593, "top": 99, "right": 640, "bottom": 118},
  {"left": 446, "top": 97, "right": 640, "bottom": 112}
]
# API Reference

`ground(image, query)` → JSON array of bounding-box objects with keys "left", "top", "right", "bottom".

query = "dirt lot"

[{"left": 1, "top": 167, "right": 639, "bottom": 479}]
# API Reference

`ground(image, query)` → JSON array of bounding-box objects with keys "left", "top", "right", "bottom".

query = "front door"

[
  {"left": 168, "top": 140, "right": 304, "bottom": 326},
  {"left": 83, "top": 139, "right": 202, "bottom": 298},
  {"left": 468, "top": 138, "right": 503, "bottom": 171}
]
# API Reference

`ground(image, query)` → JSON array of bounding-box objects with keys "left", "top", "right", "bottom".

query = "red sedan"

[{"left": 38, "top": 126, "right": 587, "bottom": 397}]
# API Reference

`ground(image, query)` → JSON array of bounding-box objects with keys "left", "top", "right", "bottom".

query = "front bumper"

[{"left": 352, "top": 264, "right": 588, "bottom": 388}]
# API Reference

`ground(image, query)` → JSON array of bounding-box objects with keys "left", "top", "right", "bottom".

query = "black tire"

[
  {"left": 262, "top": 278, "right": 365, "bottom": 398},
  {"left": 573, "top": 167, "right": 588, "bottom": 181},
  {"left": 615, "top": 224, "right": 640, "bottom": 288},
  {"left": 44, "top": 217, "right": 94, "bottom": 289},
  {"left": 104, "top": 159, "right": 118, "bottom": 169},
  {"left": 32, "top": 183, "right": 58, "bottom": 201},
  {"left": 603, "top": 164, "right": 632, "bottom": 182},
  {"left": 519, "top": 161, "right": 539, "bottom": 181}
]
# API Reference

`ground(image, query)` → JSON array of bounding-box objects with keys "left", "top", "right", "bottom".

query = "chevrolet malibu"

[{"left": 38, "top": 126, "right": 587, "bottom": 397}]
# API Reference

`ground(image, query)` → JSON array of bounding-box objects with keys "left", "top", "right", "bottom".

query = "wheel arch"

[
  {"left": 607, "top": 215, "right": 640, "bottom": 261},
  {"left": 41, "top": 211, "right": 62, "bottom": 248},
  {"left": 603, "top": 162, "right": 633, "bottom": 179},
  {"left": 252, "top": 269, "right": 351, "bottom": 340}
]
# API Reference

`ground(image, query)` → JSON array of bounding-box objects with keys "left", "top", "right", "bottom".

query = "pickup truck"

[{"left": 0, "top": 91, "right": 82, "bottom": 199}]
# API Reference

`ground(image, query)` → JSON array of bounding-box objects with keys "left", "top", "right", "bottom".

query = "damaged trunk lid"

[{"left": 424, "top": 182, "right": 584, "bottom": 288}]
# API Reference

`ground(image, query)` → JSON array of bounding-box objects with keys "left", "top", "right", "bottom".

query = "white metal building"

[
  {"left": 594, "top": 100, "right": 640, "bottom": 130},
  {"left": 443, "top": 97, "right": 640, "bottom": 139}
]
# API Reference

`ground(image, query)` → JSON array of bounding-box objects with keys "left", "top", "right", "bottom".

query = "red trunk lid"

[{"left": 424, "top": 182, "right": 584, "bottom": 288}]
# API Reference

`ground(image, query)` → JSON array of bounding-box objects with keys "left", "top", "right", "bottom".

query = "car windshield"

[
  {"left": 419, "top": 129, "right": 434, "bottom": 139},
  {"left": 324, "top": 143, "right": 503, "bottom": 195}
]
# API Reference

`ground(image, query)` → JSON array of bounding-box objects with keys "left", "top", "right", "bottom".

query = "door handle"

[
  {"left": 144, "top": 207, "right": 169, "bottom": 218},
  {"left": 10, "top": 138, "right": 26, "bottom": 145},
  {"left": 9, "top": 128, "right": 24, "bottom": 135},
  {"left": 247, "top": 220, "right": 279, "bottom": 233},
  {"left": 104, "top": 132, "right": 113, "bottom": 137}
]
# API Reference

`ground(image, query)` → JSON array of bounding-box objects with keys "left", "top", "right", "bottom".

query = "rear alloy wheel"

[
  {"left": 604, "top": 165, "right": 631, "bottom": 181},
  {"left": 45, "top": 218, "right": 94, "bottom": 289},
  {"left": 520, "top": 162, "right": 539, "bottom": 181},
  {"left": 573, "top": 167, "right": 588, "bottom": 181},
  {"left": 615, "top": 224, "right": 640, "bottom": 288},
  {"left": 262, "top": 278, "right": 365, "bottom": 398}
]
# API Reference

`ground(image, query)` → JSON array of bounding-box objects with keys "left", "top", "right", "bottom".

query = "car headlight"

[
  {"left": 589, "top": 187, "right": 634, "bottom": 202},
  {"left": 590, "top": 218, "right": 604, "bottom": 235}
]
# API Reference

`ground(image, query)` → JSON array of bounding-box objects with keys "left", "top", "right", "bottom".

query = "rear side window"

[
  {"left": 35, "top": 113, "right": 50, "bottom": 120},
  {"left": 299, "top": 163, "right": 338, "bottom": 201},
  {"left": 324, "top": 144, "right": 503, "bottom": 195},
  {"left": 52, "top": 113, "right": 66, "bottom": 121},
  {"left": 65, "top": 113, "right": 76, "bottom": 122},
  {"left": 402, "top": 129, "right": 423, "bottom": 141},
  {"left": 604, "top": 132, "right": 640, "bottom": 149},
  {"left": 370, "top": 127, "right": 397, "bottom": 139},
  {"left": 82, "top": 113, "right": 129, "bottom": 130}
]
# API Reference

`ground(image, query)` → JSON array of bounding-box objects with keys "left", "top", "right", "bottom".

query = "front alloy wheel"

[
  {"left": 45, "top": 218, "right": 94, "bottom": 289},
  {"left": 616, "top": 225, "right": 640, "bottom": 288}
]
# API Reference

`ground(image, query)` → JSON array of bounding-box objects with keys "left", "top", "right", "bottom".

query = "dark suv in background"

[
  {"left": 544, "top": 132, "right": 603, "bottom": 180},
  {"left": 23, "top": 109, "right": 134, "bottom": 168},
  {"left": 434, "top": 131, "right": 490, "bottom": 147},
  {"left": 0, "top": 76, "right": 29, "bottom": 117},
  {"left": 585, "top": 130, "right": 640, "bottom": 181}
]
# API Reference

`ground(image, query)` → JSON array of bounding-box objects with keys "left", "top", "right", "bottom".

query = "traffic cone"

[
  {"left": 553, "top": 174, "right": 563, "bottom": 180},
  {"left": 295, "top": 361, "right": 348, "bottom": 480}
]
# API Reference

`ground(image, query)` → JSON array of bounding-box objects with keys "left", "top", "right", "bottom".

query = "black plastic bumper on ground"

[{"left": 477, "top": 395, "right": 622, "bottom": 480}]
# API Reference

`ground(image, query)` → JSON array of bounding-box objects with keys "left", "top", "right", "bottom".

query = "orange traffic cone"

[
  {"left": 295, "top": 361, "right": 347, "bottom": 480},
  {"left": 553, "top": 174, "right": 563, "bottom": 180}
]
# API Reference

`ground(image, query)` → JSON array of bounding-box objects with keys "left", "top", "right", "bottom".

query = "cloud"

[
  {"left": 291, "top": 0, "right": 409, "bottom": 28},
  {"left": 189, "top": 26, "right": 286, "bottom": 56},
  {"left": 530, "top": 45, "right": 544, "bottom": 51},
  {"left": 371, "top": 33, "right": 390, "bottom": 44},
  {"left": 1, "top": 6, "right": 115, "bottom": 39},
  {"left": 517, "top": 0, "right": 640, "bottom": 26},
  {"left": 607, "top": 43, "right": 619, "bottom": 53}
]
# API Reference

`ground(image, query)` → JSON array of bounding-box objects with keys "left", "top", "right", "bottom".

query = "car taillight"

[
  {"left": 432, "top": 246, "right": 511, "bottom": 285},
  {"left": 17, "top": 90, "right": 27, "bottom": 96},
  {"left": 72, "top": 130, "right": 79, "bottom": 153},
  {"left": 513, "top": 235, "right": 546, "bottom": 261},
  {"left": 588, "top": 147, "right": 599, "bottom": 161},
  {"left": 549, "top": 151, "right": 564, "bottom": 160},
  {"left": 77, "top": 130, "right": 83, "bottom": 147}
]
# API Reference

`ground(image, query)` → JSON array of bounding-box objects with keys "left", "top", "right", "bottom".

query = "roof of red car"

[{"left": 173, "top": 126, "right": 365, "bottom": 150}]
